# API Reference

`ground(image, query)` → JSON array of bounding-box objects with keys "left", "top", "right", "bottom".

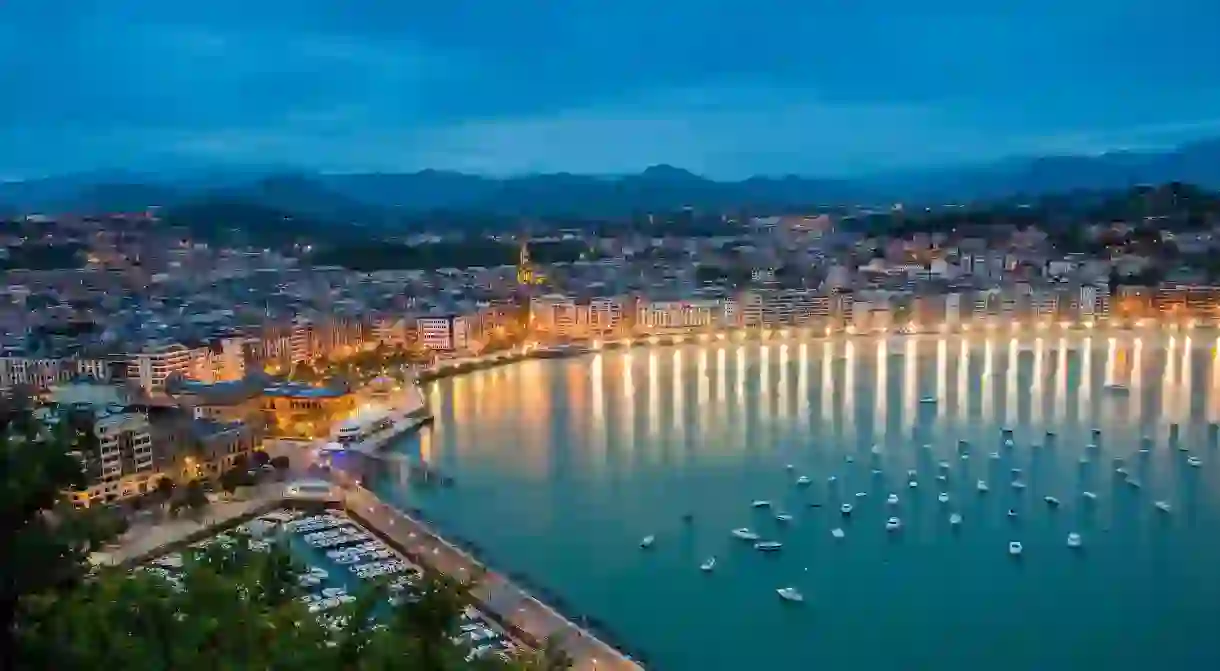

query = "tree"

[
  {"left": 155, "top": 476, "right": 176, "bottom": 503},
  {"left": 26, "top": 539, "right": 560, "bottom": 669},
  {"left": 251, "top": 449, "right": 271, "bottom": 469},
  {"left": 182, "top": 480, "right": 209, "bottom": 517},
  {"left": 270, "top": 455, "right": 290, "bottom": 477},
  {"left": 218, "top": 469, "right": 242, "bottom": 496},
  {"left": 1, "top": 408, "right": 123, "bottom": 665}
]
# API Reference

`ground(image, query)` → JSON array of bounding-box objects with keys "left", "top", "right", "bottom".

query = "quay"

[{"left": 344, "top": 486, "right": 642, "bottom": 671}]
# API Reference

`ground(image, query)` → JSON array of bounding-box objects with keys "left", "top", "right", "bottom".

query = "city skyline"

[{"left": 3, "top": 1, "right": 1220, "bottom": 179}]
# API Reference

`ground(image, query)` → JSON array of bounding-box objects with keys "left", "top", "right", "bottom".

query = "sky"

[{"left": 2, "top": 0, "right": 1220, "bottom": 179}]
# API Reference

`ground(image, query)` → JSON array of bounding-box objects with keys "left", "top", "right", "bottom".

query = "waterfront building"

[
  {"left": 145, "top": 404, "right": 258, "bottom": 482},
  {"left": 416, "top": 313, "right": 473, "bottom": 352},
  {"left": 260, "top": 382, "right": 357, "bottom": 440},
  {"left": 635, "top": 296, "right": 730, "bottom": 332}
]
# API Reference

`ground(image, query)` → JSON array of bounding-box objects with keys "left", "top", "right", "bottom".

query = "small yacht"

[
  {"left": 989, "top": 452, "right": 1000, "bottom": 460},
  {"left": 908, "top": 480, "right": 918, "bottom": 488},
  {"left": 907, "top": 469, "right": 917, "bottom": 478},
  {"left": 1091, "top": 428, "right": 1102, "bottom": 437},
  {"left": 775, "top": 513, "right": 794, "bottom": 523},
  {"left": 1044, "top": 496, "right": 1061, "bottom": 507},
  {"left": 920, "top": 396, "right": 938, "bottom": 404},
  {"left": 1082, "top": 491, "right": 1098, "bottom": 501},
  {"left": 776, "top": 587, "right": 804, "bottom": 603},
  {"left": 640, "top": 535, "right": 656, "bottom": 549},
  {"left": 754, "top": 541, "right": 783, "bottom": 552},
  {"left": 700, "top": 557, "right": 717, "bottom": 572},
  {"left": 732, "top": 528, "right": 761, "bottom": 541},
  {"left": 887, "top": 493, "right": 899, "bottom": 505},
  {"left": 885, "top": 517, "right": 902, "bottom": 531},
  {"left": 827, "top": 476, "right": 838, "bottom": 483},
  {"left": 1046, "top": 430, "right": 1056, "bottom": 438},
  {"left": 840, "top": 503, "right": 854, "bottom": 515},
  {"left": 938, "top": 461, "right": 951, "bottom": 470},
  {"left": 1012, "top": 481, "right": 1027, "bottom": 490},
  {"left": 785, "top": 464, "right": 795, "bottom": 471},
  {"left": 1007, "top": 509, "right": 1018, "bottom": 518},
  {"left": 1067, "top": 533, "right": 1083, "bottom": 549},
  {"left": 1115, "top": 467, "right": 1129, "bottom": 477},
  {"left": 1104, "top": 383, "right": 1129, "bottom": 394},
  {"left": 977, "top": 480, "right": 989, "bottom": 493},
  {"left": 870, "top": 445, "right": 882, "bottom": 455},
  {"left": 1127, "top": 479, "right": 1142, "bottom": 488},
  {"left": 922, "top": 443, "right": 933, "bottom": 450},
  {"left": 796, "top": 475, "right": 812, "bottom": 486},
  {"left": 1003, "top": 439, "right": 1015, "bottom": 449},
  {"left": 1008, "top": 541, "right": 1023, "bottom": 556},
  {"left": 830, "top": 528, "right": 845, "bottom": 539},
  {"left": 960, "top": 454, "right": 970, "bottom": 461},
  {"left": 1187, "top": 456, "right": 1202, "bottom": 467},
  {"left": 936, "top": 475, "right": 948, "bottom": 483},
  {"left": 1011, "top": 467, "right": 1022, "bottom": 476},
  {"left": 752, "top": 500, "right": 772, "bottom": 508},
  {"left": 949, "top": 512, "right": 963, "bottom": 526},
  {"left": 938, "top": 493, "right": 950, "bottom": 504},
  {"left": 1154, "top": 501, "right": 1172, "bottom": 513},
  {"left": 846, "top": 455, "right": 854, "bottom": 463},
  {"left": 1001, "top": 427, "right": 1013, "bottom": 435},
  {"left": 855, "top": 491, "right": 867, "bottom": 498}
]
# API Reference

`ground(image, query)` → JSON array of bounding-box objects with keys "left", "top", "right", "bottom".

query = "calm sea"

[{"left": 371, "top": 332, "right": 1220, "bottom": 670}]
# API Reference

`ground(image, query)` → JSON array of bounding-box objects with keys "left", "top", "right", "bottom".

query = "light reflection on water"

[{"left": 373, "top": 333, "right": 1220, "bottom": 671}]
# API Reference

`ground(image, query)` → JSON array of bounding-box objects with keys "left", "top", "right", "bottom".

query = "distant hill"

[{"left": 1, "top": 137, "right": 1218, "bottom": 224}]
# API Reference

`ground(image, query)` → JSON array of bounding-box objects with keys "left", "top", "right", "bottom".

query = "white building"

[
  {"left": 0, "top": 356, "right": 113, "bottom": 391},
  {"left": 416, "top": 315, "right": 472, "bottom": 352},
  {"left": 128, "top": 343, "right": 199, "bottom": 394},
  {"left": 636, "top": 298, "right": 728, "bottom": 332}
]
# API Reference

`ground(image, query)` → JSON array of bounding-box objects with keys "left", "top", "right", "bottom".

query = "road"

[{"left": 343, "top": 487, "right": 641, "bottom": 671}]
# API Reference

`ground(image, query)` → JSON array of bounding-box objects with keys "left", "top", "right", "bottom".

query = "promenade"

[{"left": 343, "top": 486, "right": 641, "bottom": 671}]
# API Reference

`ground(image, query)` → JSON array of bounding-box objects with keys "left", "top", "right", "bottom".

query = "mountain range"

[{"left": 2, "top": 138, "right": 1219, "bottom": 224}]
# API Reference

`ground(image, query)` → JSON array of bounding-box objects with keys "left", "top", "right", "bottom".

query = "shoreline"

[
  {"left": 343, "top": 486, "right": 643, "bottom": 671},
  {"left": 418, "top": 323, "right": 1220, "bottom": 382}
]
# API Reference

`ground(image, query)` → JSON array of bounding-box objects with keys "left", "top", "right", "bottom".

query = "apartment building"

[
  {"left": 0, "top": 355, "right": 115, "bottom": 392},
  {"left": 41, "top": 383, "right": 156, "bottom": 508},
  {"left": 635, "top": 297, "right": 728, "bottom": 332},
  {"left": 127, "top": 342, "right": 199, "bottom": 394},
  {"left": 416, "top": 314, "right": 472, "bottom": 352}
]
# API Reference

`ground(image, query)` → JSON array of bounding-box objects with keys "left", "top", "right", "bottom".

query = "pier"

[{"left": 343, "top": 486, "right": 642, "bottom": 671}]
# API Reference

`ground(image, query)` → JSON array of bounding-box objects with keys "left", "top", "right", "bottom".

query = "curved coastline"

[{"left": 419, "top": 321, "right": 1219, "bottom": 383}]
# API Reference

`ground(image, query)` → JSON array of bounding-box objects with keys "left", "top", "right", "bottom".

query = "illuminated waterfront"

[{"left": 373, "top": 331, "right": 1220, "bottom": 670}]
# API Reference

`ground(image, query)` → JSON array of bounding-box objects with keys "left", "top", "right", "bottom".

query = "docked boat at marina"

[
  {"left": 754, "top": 541, "right": 783, "bottom": 552},
  {"left": 700, "top": 557, "right": 716, "bottom": 572}
]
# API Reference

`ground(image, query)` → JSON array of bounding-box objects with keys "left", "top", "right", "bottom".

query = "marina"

[{"left": 371, "top": 333, "right": 1220, "bottom": 670}]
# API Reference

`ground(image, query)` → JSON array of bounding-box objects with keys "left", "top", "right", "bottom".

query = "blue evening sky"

[{"left": 2, "top": 0, "right": 1219, "bottom": 179}]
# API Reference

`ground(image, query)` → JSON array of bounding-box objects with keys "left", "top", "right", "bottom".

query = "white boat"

[
  {"left": 1067, "top": 533, "right": 1083, "bottom": 549},
  {"left": 949, "top": 513, "right": 962, "bottom": 525},
  {"left": 700, "top": 557, "right": 716, "bottom": 572},
  {"left": 795, "top": 476, "right": 812, "bottom": 486},
  {"left": 937, "top": 493, "right": 950, "bottom": 504},
  {"left": 1012, "top": 481, "right": 1026, "bottom": 490},
  {"left": 886, "top": 494, "right": 899, "bottom": 505},
  {"left": 845, "top": 456, "right": 854, "bottom": 463},
  {"left": 1154, "top": 501, "right": 1172, "bottom": 513},
  {"left": 1008, "top": 541, "right": 1023, "bottom": 556},
  {"left": 776, "top": 587, "right": 804, "bottom": 603},
  {"left": 1082, "top": 491, "right": 1098, "bottom": 500},
  {"left": 1187, "top": 456, "right": 1202, "bottom": 467},
  {"left": 827, "top": 476, "right": 838, "bottom": 483},
  {"left": 919, "top": 396, "right": 938, "bottom": 404},
  {"left": 870, "top": 445, "right": 882, "bottom": 455},
  {"left": 1011, "top": 467, "right": 1022, "bottom": 475},
  {"left": 1116, "top": 467, "right": 1129, "bottom": 476},
  {"left": 1003, "top": 439, "right": 1015, "bottom": 448},
  {"left": 855, "top": 491, "right": 867, "bottom": 498},
  {"left": 640, "top": 535, "right": 656, "bottom": 549},
  {"left": 840, "top": 503, "right": 853, "bottom": 515},
  {"left": 751, "top": 500, "right": 772, "bottom": 508},
  {"left": 1044, "top": 496, "right": 1061, "bottom": 507},
  {"left": 1007, "top": 509, "right": 1018, "bottom": 518},
  {"left": 754, "top": 541, "right": 783, "bottom": 552},
  {"left": 908, "top": 480, "right": 918, "bottom": 488},
  {"left": 906, "top": 469, "right": 917, "bottom": 478},
  {"left": 785, "top": 464, "right": 794, "bottom": 471},
  {"left": 977, "top": 480, "right": 989, "bottom": 493},
  {"left": 936, "top": 475, "right": 948, "bottom": 482},
  {"left": 830, "top": 528, "right": 845, "bottom": 539},
  {"left": 885, "top": 517, "right": 902, "bottom": 531},
  {"left": 938, "top": 461, "right": 950, "bottom": 470},
  {"left": 775, "top": 513, "right": 794, "bottom": 523},
  {"left": 731, "top": 528, "right": 761, "bottom": 541}
]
